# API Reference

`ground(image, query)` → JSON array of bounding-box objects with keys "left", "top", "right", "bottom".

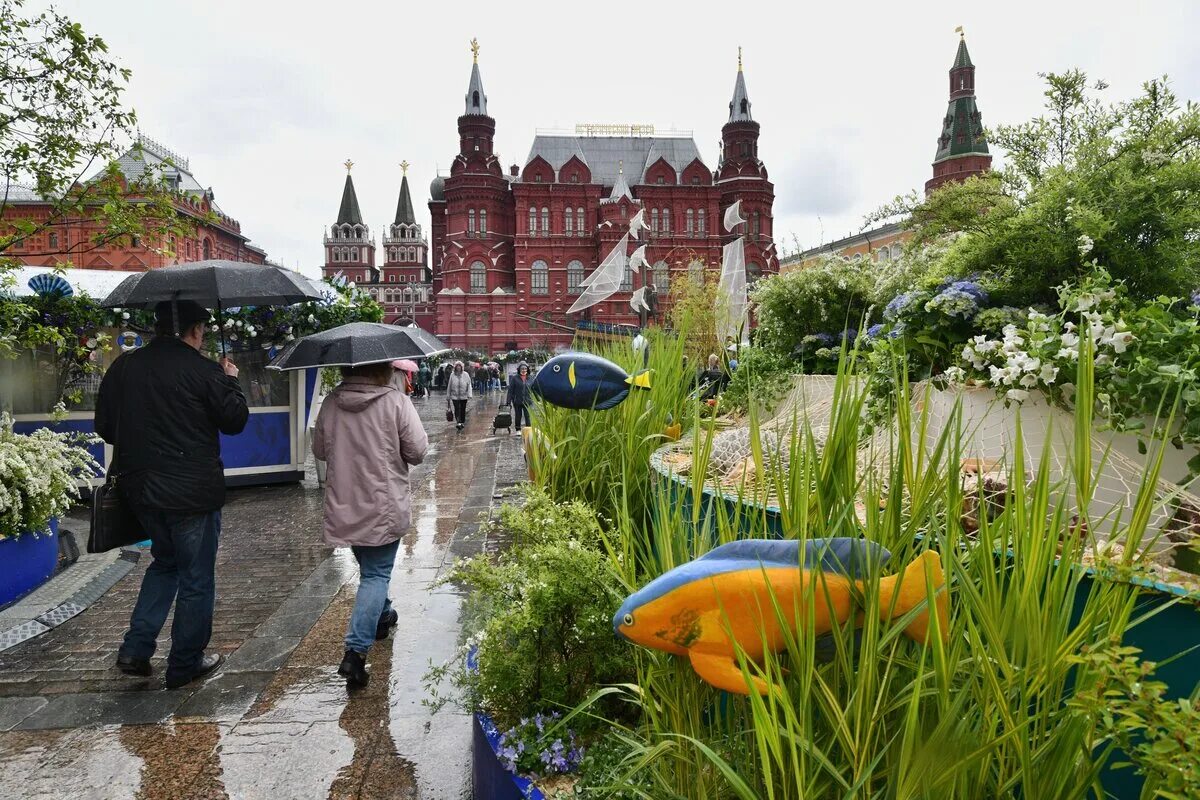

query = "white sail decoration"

[
  {"left": 628, "top": 244, "right": 649, "bottom": 274},
  {"left": 717, "top": 236, "right": 749, "bottom": 344},
  {"left": 723, "top": 199, "right": 746, "bottom": 233},
  {"left": 569, "top": 235, "right": 629, "bottom": 314},
  {"left": 630, "top": 285, "right": 651, "bottom": 314},
  {"left": 628, "top": 208, "right": 649, "bottom": 240}
]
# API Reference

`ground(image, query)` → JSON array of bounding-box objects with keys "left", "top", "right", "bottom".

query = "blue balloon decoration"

[{"left": 27, "top": 273, "right": 73, "bottom": 298}]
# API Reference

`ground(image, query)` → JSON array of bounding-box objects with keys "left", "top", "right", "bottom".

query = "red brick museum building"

[{"left": 427, "top": 46, "right": 776, "bottom": 351}]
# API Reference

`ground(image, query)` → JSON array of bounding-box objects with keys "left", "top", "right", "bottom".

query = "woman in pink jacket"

[{"left": 312, "top": 361, "right": 429, "bottom": 687}]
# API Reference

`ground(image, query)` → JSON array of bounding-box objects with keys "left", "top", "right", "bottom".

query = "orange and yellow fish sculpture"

[{"left": 613, "top": 538, "right": 948, "bottom": 695}]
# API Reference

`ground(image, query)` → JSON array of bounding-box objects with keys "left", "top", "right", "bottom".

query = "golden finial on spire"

[
  {"left": 738, "top": 46, "right": 743, "bottom": 72},
  {"left": 470, "top": 37, "right": 480, "bottom": 63},
  {"left": 400, "top": 160, "right": 410, "bottom": 175},
  {"left": 955, "top": 25, "right": 964, "bottom": 37},
  {"left": 343, "top": 159, "right": 354, "bottom": 173}
]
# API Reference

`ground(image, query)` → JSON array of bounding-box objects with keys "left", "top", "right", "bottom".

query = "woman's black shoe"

[
  {"left": 339, "top": 649, "right": 369, "bottom": 688},
  {"left": 376, "top": 608, "right": 399, "bottom": 641}
]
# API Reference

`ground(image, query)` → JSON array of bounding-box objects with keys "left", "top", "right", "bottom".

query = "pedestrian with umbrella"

[
  {"left": 270, "top": 322, "right": 430, "bottom": 688},
  {"left": 97, "top": 258, "right": 323, "bottom": 690}
]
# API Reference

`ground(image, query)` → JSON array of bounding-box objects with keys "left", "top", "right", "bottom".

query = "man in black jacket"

[{"left": 95, "top": 300, "right": 249, "bottom": 689}]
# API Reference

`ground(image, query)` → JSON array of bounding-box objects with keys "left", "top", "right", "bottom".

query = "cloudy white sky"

[{"left": 38, "top": 0, "right": 1200, "bottom": 276}]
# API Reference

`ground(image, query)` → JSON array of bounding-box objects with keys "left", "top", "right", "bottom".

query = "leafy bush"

[
  {"left": 751, "top": 255, "right": 873, "bottom": 354},
  {"left": 0, "top": 414, "right": 99, "bottom": 538},
  {"left": 720, "top": 345, "right": 796, "bottom": 415},
  {"left": 425, "top": 488, "right": 635, "bottom": 728}
]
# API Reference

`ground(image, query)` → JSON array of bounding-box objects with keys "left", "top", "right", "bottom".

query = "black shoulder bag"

[{"left": 87, "top": 422, "right": 144, "bottom": 553}]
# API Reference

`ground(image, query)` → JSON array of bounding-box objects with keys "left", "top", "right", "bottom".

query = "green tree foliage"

[
  {"left": 749, "top": 254, "right": 873, "bottom": 354},
  {"left": 0, "top": 0, "right": 188, "bottom": 263},
  {"left": 667, "top": 267, "right": 724, "bottom": 362},
  {"left": 872, "top": 72, "right": 1200, "bottom": 306}
]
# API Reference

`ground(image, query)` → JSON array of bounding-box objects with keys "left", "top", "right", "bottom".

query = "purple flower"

[
  {"left": 1191, "top": 290, "right": 1200, "bottom": 307},
  {"left": 540, "top": 749, "right": 552, "bottom": 765},
  {"left": 865, "top": 323, "right": 885, "bottom": 339},
  {"left": 841, "top": 328, "right": 858, "bottom": 343},
  {"left": 813, "top": 332, "right": 839, "bottom": 347},
  {"left": 947, "top": 280, "right": 989, "bottom": 305}
]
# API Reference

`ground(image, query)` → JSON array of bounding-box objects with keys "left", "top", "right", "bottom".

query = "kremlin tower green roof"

[{"left": 933, "top": 35, "right": 989, "bottom": 164}]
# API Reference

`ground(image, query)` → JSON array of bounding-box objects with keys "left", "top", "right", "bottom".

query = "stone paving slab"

[
  {"left": 17, "top": 689, "right": 187, "bottom": 730},
  {"left": 0, "top": 696, "right": 48, "bottom": 731}
]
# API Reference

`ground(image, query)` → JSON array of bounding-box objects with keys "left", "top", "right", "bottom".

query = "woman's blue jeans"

[{"left": 345, "top": 540, "right": 400, "bottom": 653}]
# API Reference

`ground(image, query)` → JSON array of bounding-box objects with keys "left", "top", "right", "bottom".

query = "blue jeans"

[
  {"left": 346, "top": 539, "right": 400, "bottom": 653},
  {"left": 119, "top": 508, "right": 220, "bottom": 678}
]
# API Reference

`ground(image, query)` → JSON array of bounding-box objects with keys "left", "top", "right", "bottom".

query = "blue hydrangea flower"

[
  {"left": 865, "top": 323, "right": 885, "bottom": 339},
  {"left": 1191, "top": 290, "right": 1200, "bottom": 307},
  {"left": 947, "top": 280, "right": 989, "bottom": 305},
  {"left": 926, "top": 287, "right": 980, "bottom": 319},
  {"left": 814, "top": 332, "right": 839, "bottom": 347},
  {"left": 884, "top": 293, "right": 914, "bottom": 322}
]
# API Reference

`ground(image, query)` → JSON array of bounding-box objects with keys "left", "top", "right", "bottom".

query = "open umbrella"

[
  {"left": 391, "top": 359, "right": 419, "bottom": 372},
  {"left": 102, "top": 260, "right": 322, "bottom": 309},
  {"left": 268, "top": 322, "right": 449, "bottom": 371},
  {"left": 101, "top": 260, "right": 324, "bottom": 350}
]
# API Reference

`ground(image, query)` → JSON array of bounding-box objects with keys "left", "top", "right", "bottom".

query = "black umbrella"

[
  {"left": 101, "top": 259, "right": 324, "bottom": 350},
  {"left": 267, "top": 322, "right": 449, "bottom": 371},
  {"left": 101, "top": 259, "right": 323, "bottom": 309}
]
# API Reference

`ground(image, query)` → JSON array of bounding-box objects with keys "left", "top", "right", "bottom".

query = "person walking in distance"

[
  {"left": 96, "top": 300, "right": 249, "bottom": 689},
  {"left": 311, "top": 361, "right": 428, "bottom": 688},
  {"left": 446, "top": 361, "right": 473, "bottom": 432},
  {"left": 506, "top": 362, "right": 533, "bottom": 435}
]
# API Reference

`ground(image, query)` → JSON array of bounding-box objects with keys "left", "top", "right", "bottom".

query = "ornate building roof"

[
  {"left": 394, "top": 173, "right": 416, "bottom": 225},
  {"left": 336, "top": 173, "right": 364, "bottom": 225},
  {"left": 523, "top": 135, "right": 704, "bottom": 187},
  {"left": 464, "top": 39, "right": 488, "bottom": 116},
  {"left": 728, "top": 49, "right": 753, "bottom": 123},
  {"left": 933, "top": 35, "right": 989, "bottom": 164}
]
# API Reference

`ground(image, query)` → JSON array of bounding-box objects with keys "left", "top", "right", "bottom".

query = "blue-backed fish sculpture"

[
  {"left": 529, "top": 352, "right": 651, "bottom": 411},
  {"left": 613, "top": 538, "right": 949, "bottom": 695}
]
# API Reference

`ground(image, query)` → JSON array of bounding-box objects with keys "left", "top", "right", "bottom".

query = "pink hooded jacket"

[{"left": 312, "top": 378, "right": 429, "bottom": 547}]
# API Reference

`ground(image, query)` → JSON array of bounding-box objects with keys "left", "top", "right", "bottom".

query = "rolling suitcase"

[{"left": 492, "top": 403, "right": 512, "bottom": 435}]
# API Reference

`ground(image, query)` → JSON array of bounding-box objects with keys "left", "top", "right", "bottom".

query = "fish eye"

[
  {"left": 623, "top": 613, "right": 634, "bottom": 626},
  {"left": 553, "top": 364, "right": 561, "bottom": 373}
]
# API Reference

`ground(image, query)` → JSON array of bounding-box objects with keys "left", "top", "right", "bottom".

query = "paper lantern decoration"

[
  {"left": 613, "top": 538, "right": 949, "bottom": 695},
  {"left": 27, "top": 273, "right": 73, "bottom": 298}
]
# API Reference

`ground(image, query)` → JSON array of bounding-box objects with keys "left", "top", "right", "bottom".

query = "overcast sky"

[{"left": 38, "top": 0, "right": 1200, "bottom": 276}]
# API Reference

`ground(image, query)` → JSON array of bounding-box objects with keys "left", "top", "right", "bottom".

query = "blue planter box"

[
  {"left": 473, "top": 711, "right": 545, "bottom": 800},
  {"left": 0, "top": 519, "right": 59, "bottom": 608}
]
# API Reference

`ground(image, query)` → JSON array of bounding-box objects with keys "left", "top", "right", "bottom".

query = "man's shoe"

[
  {"left": 376, "top": 608, "right": 399, "bottom": 641},
  {"left": 164, "top": 653, "right": 225, "bottom": 690},
  {"left": 339, "top": 649, "right": 369, "bottom": 688},
  {"left": 116, "top": 654, "right": 152, "bottom": 677}
]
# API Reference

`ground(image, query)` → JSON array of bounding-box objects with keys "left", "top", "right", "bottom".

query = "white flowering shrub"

[
  {"left": 943, "top": 272, "right": 1200, "bottom": 470},
  {"left": 0, "top": 415, "right": 100, "bottom": 539}
]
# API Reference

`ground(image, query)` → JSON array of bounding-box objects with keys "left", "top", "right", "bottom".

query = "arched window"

[
  {"left": 698, "top": 209, "right": 706, "bottom": 235},
  {"left": 541, "top": 207, "right": 550, "bottom": 234},
  {"left": 369, "top": 289, "right": 378, "bottom": 299},
  {"left": 752, "top": 212, "right": 761, "bottom": 239},
  {"left": 576, "top": 207, "right": 585, "bottom": 236},
  {"left": 332, "top": 226, "right": 339, "bottom": 239},
  {"left": 355, "top": 226, "right": 363, "bottom": 238},
  {"left": 653, "top": 261, "right": 670, "bottom": 292},
  {"left": 688, "top": 258, "right": 704, "bottom": 284},
  {"left": 403, "top": 288, "right": 412, "bottom": 303},
  {"left": 472, "top": 90, "right": 480, "bottom": 110},
  {"left": 651, "top": 209, "right": 659, "bottom": 233},
  {"left": 747, "top": 262, "right": 762, "bottom": 286},
  {"left": 686, "top": 209, "right": 694, "bottom": 237},
  {"left": 564, "top": 211, "right": 573, "bottom": 236},
  {"left": 468, "top": 209, "right": 476, "bottom": 236},
  {"left": 528, "top": 207, "right": 537, "bottom": 234},
  {"left": 890, "top": 243, "right": 901, "bottom": 260},
  {"left": 389, "top": 274, "right": 396, "bottom": 283},
  {"left": 620, "top": 257, "right": 633, "bottom": 291},
  {"left": 479, "top": 209, "right": 487, "bottom": 235},
  {"left": 202, "top": 239, "right": 211, "bottom": 259},
  {"left": 567, "top": 259, "right": 584, "bottom": 294},
  {"left": 531, "top": 259, "right": 549, "bottom": 295},
  {"left": 470, "top": 261, "right": 486, "bottom": 293},
  {"left": 877, "top": 248, "right": 890, "bottom": 263},
  {"left": 661, "top": 209, "right": 670, "bottom": 234}
]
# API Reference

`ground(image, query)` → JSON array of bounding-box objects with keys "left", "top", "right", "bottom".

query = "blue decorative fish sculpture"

[
  {"left": 529, "top": 352, "right": 651, "bottom": 411},
  {"left": 613, "top": 538, "right": 949, "bottom": 695}
]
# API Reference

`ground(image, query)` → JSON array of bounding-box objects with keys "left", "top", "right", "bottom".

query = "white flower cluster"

[
  {"left": 0, "top": 415, "right": 101, "bottom": 539},
  {"left": 947, "top": 291, "right": 1135, "bottom": 404}
]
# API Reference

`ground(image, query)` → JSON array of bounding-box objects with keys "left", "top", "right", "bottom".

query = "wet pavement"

[{"left": 0, "top": 392, "right": 528, "bottom": 799}]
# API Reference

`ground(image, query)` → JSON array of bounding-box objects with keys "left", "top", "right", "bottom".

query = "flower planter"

[
  {"left": 650, "top": 446, "right": 1200, "bottom": 799},
  {"left": 0, "top": 519, "right": 59, "bottom": 608},
  {"left": 473, "top": 711, "right": 545, "bottom": 800}
]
